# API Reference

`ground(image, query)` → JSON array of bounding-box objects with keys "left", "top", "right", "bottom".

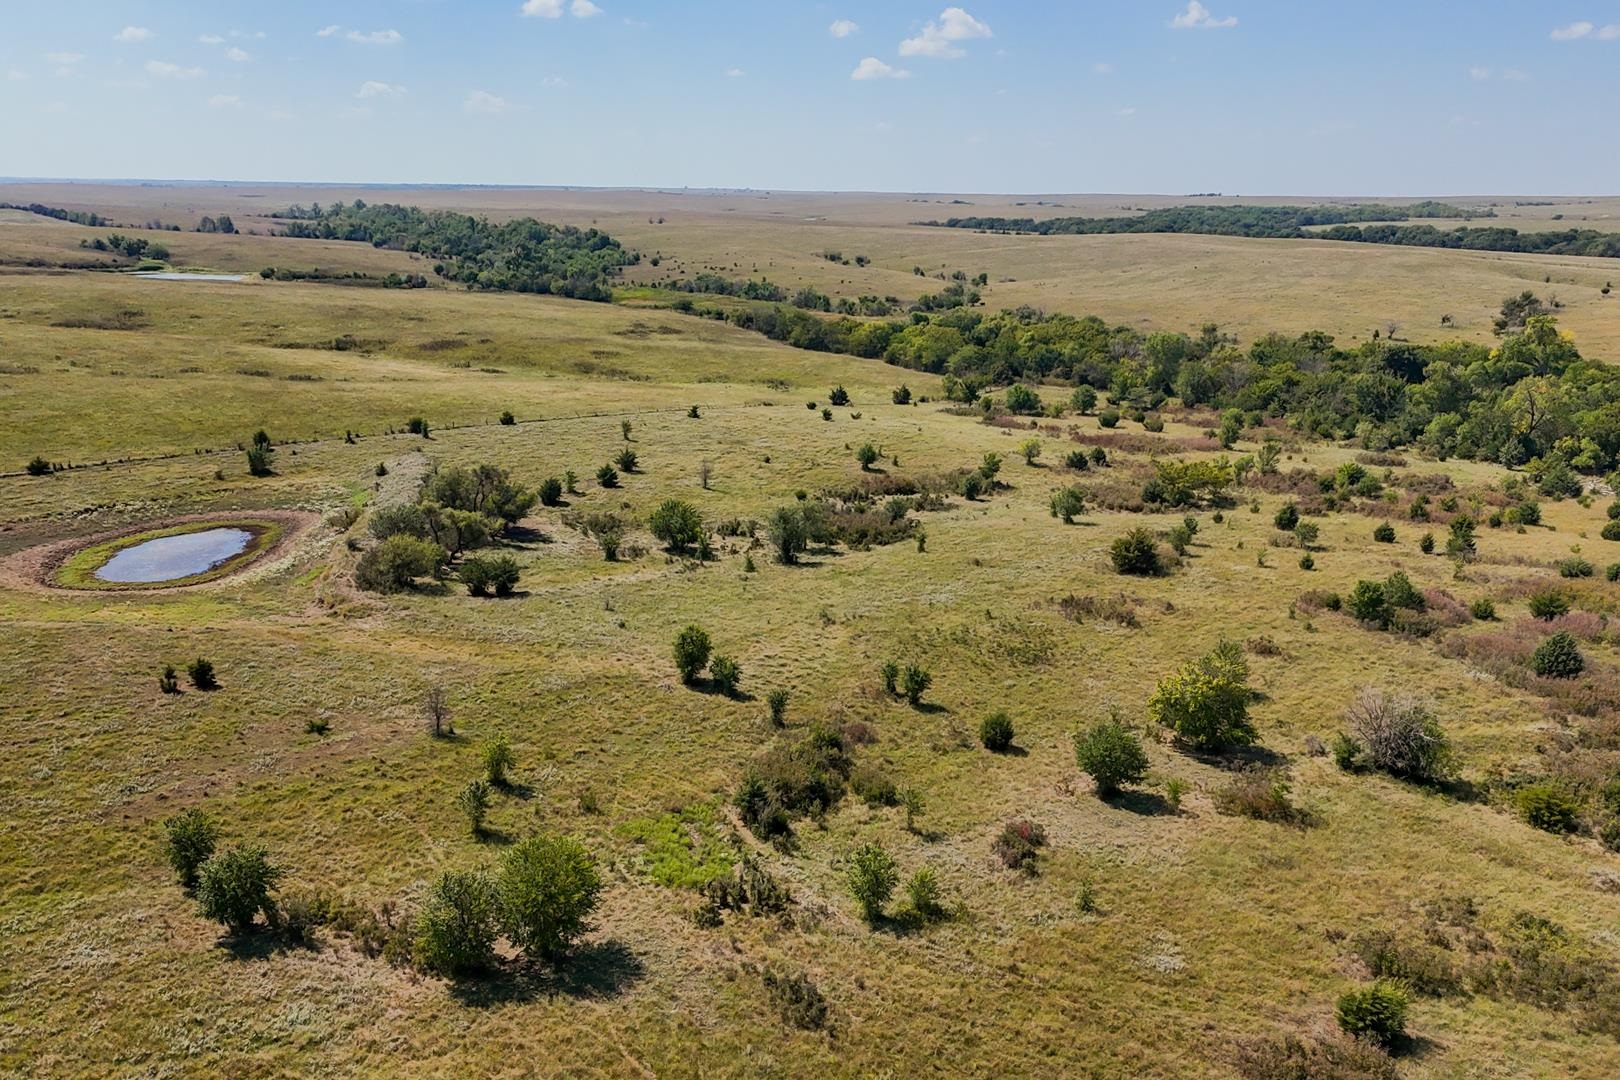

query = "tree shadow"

[
  {"left": 986, "top": 743, "right": 1029, "bottom": 758},
  {"left": 911, "top": 701, "right": 950, "bottom": 715},
  {"left": 447, "top": 939, "right": 645, "bottom": 1006},
  {"left": 1103, "top": 789, "right": 1173, "bottom": 816},
  {"left": 1181, "top": 743, "right": 1290, "bottom": 769},
  {"left": 471, "top": 826, "right": 515, "bottom": 846},
  {"left": 216, "top": 926, "right": 322, "bottom": 960}
]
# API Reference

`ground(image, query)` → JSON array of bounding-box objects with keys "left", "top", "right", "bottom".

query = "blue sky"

[{"left": 3, "top": 2, "right": 1619, "bottom": 193}]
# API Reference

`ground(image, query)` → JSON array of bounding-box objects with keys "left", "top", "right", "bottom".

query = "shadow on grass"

[
  {"left": 1182, "top": 743, "right": 1290, "bottom": 769},
  {"left": 448, "top": 939, "right": 645, "bottom": 1006},
  {"left": 1103, "top": 789, "right": 1174, "bottom": 816},
  {"left": 217, "top": 926, "right": 322, "bottom": 960},
  {"left": 471, "top": 826, "right": 515, "bottom": 846},
  {"left": 985, "top": 743, "right": 1029, "bottom": 758}
]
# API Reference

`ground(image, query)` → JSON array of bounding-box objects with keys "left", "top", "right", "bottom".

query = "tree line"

[{"left": 922, "top": 201, "right": 1486, "bottom": 238}]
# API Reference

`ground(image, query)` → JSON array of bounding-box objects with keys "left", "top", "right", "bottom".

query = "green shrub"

[
  {"left": 370, "top": 504, "right": 429, "bottom": 541},
  {"left": 709, "top": 654, "right": 741, "bottom": 696},
  {"left": 25, "top": 455, "right": 52, "bottom": 476},
  {"left": 845, "top": 841, "right": 898, "bottom": 922},
  {"left": 596, "top": 464, "right": 619, "bottom": 488},
  {"left": 1514, "top": 781, "right": 1580, "bottom": 833},
  {"left": 1372, "top": 521, "right": 1396, "bottom": 543},
  {"left": 499, "top": 410, "right": 515, "bottom": 425},
  {"left": 1419, "top": 532, "right": 1435, "bottom": 554},
  {"left": 158, "top": 664, "right": 180, "bottom": 694},
  {"left": 614, "top": 448, "right": 638, "bottom": 473},
  {"left": 196, "top": 845, "right": 283, "bottom": 933},
  {"left": 483, "top": 733, "right": 516, "bottom": 786},
  {"left": 458, "top": 779, "right": 492, "bottom": 835},
  {"left": 880, "top": 660, "right": 900, "bottom": 696},
  {"left": 649, "top": 499, "right": 704, "bottom": 554},
  {"left": 1527, "top": 589, "right": 1571, "bottom": 620},
  {"left": 162, "top": 808, "right": 219, "bottom": 889},
  {"left": 1274, "top": 503, "right": 1300, "bottom": 531},
  {"left": 1098, "top": 407, "right": 1120, "bottom": 428},
  {"left": 891, "top": 384, "right": 911, "bottom": 405},
  {"left": 187, "top": 657, "right": 218, "bottom": 691},
  {"left": 734, "top": 725, "right": 852, "bottom": 837},
  {"left": 1602, "top": 521, "right": 1620, "bottom": 542},
  {"left": 1073, "top": 716, "right": 1149, "bottom": 796},
  {"left": 1348, "top": 580, "right": 1389, "bottom": 625},
  {"left": 1335, "top": 981, "right": 1410, "bottom": 1047},
  {"left": 1214, "top": 766, "right": 1304, "bottom": 824},
  {"left": 457, "top": 554, "right": 520, "bottom": 597},
  {"left": 766, "top": 506, "right": 809, "bottom": 564},
  {"left": 1063, "top": 450, "right": 1090, "bottom": 470},
  {"left": 1110, "top": 528, "right": 1163, "bottom": 576},
  {"left": 1071, "top": 385, "right": 1098, "bottom": 413},
  {"left": 829, "top": 385, "right": 850, "bottom": 406},
  {"left": 850, "top": 765, "right": 898, "bottom": 807},
  {"left": 413, "top": 870, "right": 499, "bottom": 976},
  {"left": 538, "top": 476, "right": 563, "bottom": 506},
  {"left": 673, "top": 625, "right": 712, "bottom": 684},
  {"left": 766, "top": 688, "right": 789, "bottom": 727},
  {"left": 1049, "top": 486, "right": 1086, "bottom": 523},
  {"left": 900, "top": 664, "right": 932, "bottom": 706},
  {"left": 1469, "top": 598, "right": 1497, "bottom": 621},
  {"left": 496, "top": 832, "right": 602, "bottom": 960},
  {"left": 1511, "top": 499, "right": 1542, "bottom": 526},
  {"left": 356, "top": 534, "right": 445, "bottom": 592},
  {"left": 1299, "top": 553, "right": 1315, "bottom": 571},
  {"left": 1142, "top": 413, "right": 1165, "bottom": 433},
  {"left": 1558, "top": 557, "right": 1594, "bottom": 578},
  {"left": 1382, "top": 571, "right": 1424, "bottom": 612},
  {"left": 905, "top": 866, "right": 945, "bottom": 921},
  {"left": 1609, "top": 563, "right": 1620, "bottom": 582},
  {"left": 979, "top": 711, "right": 1015, "bottom": 752},
  {"left": 992, "top": 819, "right": 1046, "bottom": 873},
  {"left": 856, "top": 442, "right": 880, "bottom": 470},
  {"left": 1148, "top": 641, "right": 1254, "bottom": 749},
  {"left": 760, "top": 966, "right": 828, "bottom": 1030},
  {"left": 1530, "top": 631, "right": 1584, "bottom": 678}
]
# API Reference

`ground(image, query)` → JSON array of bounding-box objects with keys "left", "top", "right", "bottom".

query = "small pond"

[
  {"left": 94, "top": 527, "right": 254, "bottom": 583},
  {"left": 132, "top": 271, "right": 246, "bottom": 283}
]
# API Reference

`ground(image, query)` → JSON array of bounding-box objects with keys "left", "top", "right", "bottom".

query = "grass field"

[{"left": 3, "top": 187, "right": 1620, "bottom": 1078}]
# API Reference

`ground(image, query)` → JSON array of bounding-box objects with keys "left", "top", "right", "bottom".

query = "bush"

[
  {"left": 370, "top": 503, "right": 429, "bottom": 541},
  {"left": 162, "top": 808, "right": 219, "bottom": 889},
  {"left": 1372, "top": 521, "right": 1396, "bottom": 543},
  {"left": 1530, "top": 631, "right": 1584, "bottom": 678},
  {"left": 1110, "top": 528, "right": 1163, "bottom": 576},
  {"left": 1348, "top": 580, "right": 1389, "bottom": 626},
  {"left": 1235, "top": 1034, "right": 1398, "bottom": 1080},
  {"left": 356, "top": 534, "right": 445, "bottom": 592},
  {"left": 1469, "top": 597, "right": 1497, "bottom": 621},
  {"left": 709, "top": 654, "right": 741, "bottom": 696},
  {"left": 1049, "top": 486, "right": 1086, "bottom": 523},
  {"left": 413, "top": 870, "right": 499, "bottom": 976},
  {"left": 25, "top": 455, "right": 51, "bottom": 476},
  {"left": 1142, "top": 413, "right": 1165, "bottom": 433},
  {"left": 734, "top": 725, "right": 853, "bottom": 837},
  {"left": 766, "top": 506, "right": 809, "bottom": 564},
  {"left": 496, "top": 832, "right": 602, "bottom": 961},
  {"left": 595, "top": 464, "right": 620, "bottom": 489},
  {"left": 1073, "top": 716, "right": 1149, "bottom": 796},
  {"left": 1514, "top": 781, "right": 1581, "bottom": 833},
  {"left": 845, "top": 841, "right": 899, "bottom": 922},
  {"left": 1004, "top": 383, "right": 1042, "bottom": 414},
  {"left": 499, "top": 410, "right": 516, "bottom": 425},
  {"left": 538, "top": 476, "right": 563, "bottom": 506},
  {"left": 900, "top": 664, "right": 932, "bottom": 706},
  {"left": 1274, "top": 503, "right": 1300, "bottom": 531},
  {"left": 1071, "top": 385, "right": 1098, "bottom": 413},
  {"left": 992, "top": 819, "right": 1046, "bottom": 873},
  {"left": 1063, "top": 449, "right": 1090, "bottom": 470},
  {"left": 850, "top": 764, "right": 898, "bottom": 807},
  {"left": 891, "top": 384, "right": 912, "bottom": 405},
  {"left": 649, "top": 499, "right": 704, "bottom": 554},
  {"left": 1019, "top": 438, "right": 1042, "bottom": 465},
  {"left": 856, "top": 442, "right": 880, "bottom": 470},
  {"left": 1214, "top": 766, "right": 1304, "bottom": 824},
  {"left": 1340, "top": 687, "right": 1454, "bottom": 783},
  {"left": 880, "top": 660, "right": 900, "bottom": 696},
  {"left": 1558, "top": 557, "right": 1594, "bottom": 578},
  {"left": 905, "top": 866, "right": 945, "bottom": 921},
  {"left": 613, "top": 448, "right": 638, "bottom": 473},
  {"left": 187, "top": 657, "right": 218, "bottom": 691},
  {"left": 673, "top": 625, "right": 712, "bottom": 683},
  {"left": 483, "top": 732, "right": 516, "bottom": 786},
  {"left": 1419, "top": 532, "right": 1435, "bottom": 554},
  {"left": 458, "top": 554, "right": 520, "bottom": 597},
  {"left": 1527, "top": 589, "right": 1571, "bottom": 620},
  {"left": 766, "top": 688, "right": 789, "bottom": 727},
  {"left": 1602, "top": 521, "right": 1620, "bottom": 542},
  {"left": 829, "top": 385, "right": 850, "bottom": 406},
  {"left": 1610, "top": 563, "right": 1620, "bottom": 582},
  {"left": 1335, "top": 980, "right": 1410, "bottom": 1047},
  {"left": 1148, "top": 640, "right": 1254, "bottom": 749},
  {"left": 760, "top": 966, "right": 829, "bottom": 1030},
  {"left": 1098, "top": 407, "right": 1120, "bottom": 428},
  {"left": 458, "top": 778, "right": 492, "bottom": 835},
  {"left": 159, "top": 663, "right": 180, "bottom": 694},
  {"left": 196, "top": 845, "right": 283, "bottom": 933},
  {"left": 979, "top": 711, "right": 1015, "bottom": 752}
]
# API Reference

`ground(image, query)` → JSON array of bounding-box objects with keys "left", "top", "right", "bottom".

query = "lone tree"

[
  {"left": 162, "top": 808, "right": 219, "bottom": 889},
  {"left": 673, "top": 625, "right": 712, "bottom": 684},
  {"left": 1073, "top": 715, "right": 1150, "bottom": 797},
  {"left": 1148, "top": 640, "right": 1255, "bottom": 750},
  {"left": 413, "top": 869, "right": 499, "bottom": 977},
  {"left": 196, "top": 845, "right": 283, "bottom": 934},
  {"left": 649, "top": 499, "right": 704, "bottom": 554},
  {"left": 845, "top": 841, "right": 899, "bottom": 923},
  {"left": 767, "top": 506, "right": 809, "bottom": 565},
  {"left": 856, "top": 443, "right": 881, "bottom": 471},
  {"left": 496, "top": 833, "right": 602, "bottom": 961}
]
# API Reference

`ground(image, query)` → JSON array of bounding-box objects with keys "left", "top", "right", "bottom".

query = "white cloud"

[
  {"left": 899, "top": 7, "right": 992, "bottom": 59},
  {"left": 521, "top": 0, "right": 602, "bottom": 18},
  {"left": 208, "top": 94, "right": 242, "bottom": 108},
  {"left": 1602, "top": 25, "right": 1620, "bottom": 39},
  {"left": 1171, "top": 2, "right": 1237, "bottom": 30},
  {"left": 7, "top": 69, "right": 27, "bottom": 81},
  {"left": 199, "top": 34, "right": 225, "bottom": 45},
  {"left": 146, "top": 60, "right": 205, "bottom": 79},
  {"left": 851, "top": 56, "right": 909, "bottom": 80},
  {"left": 572, "top": 0, "right": 603, "bottom": 16},
  {"left": 358, "top": 81, "right": 406, "bottom": 98},
  {"left": 317, "top": 25, "right": 342, "bottom": 38},
  {"left": 1468, "top": 65, "right": 1491, "bottom": 80},
  {"left": 45, "top": 52, "right": 85, "bottom": 66},
  {"left": 829, "top": 18, "right": 858, "bottom": 38},
  {"left": 226, "top": 47, "right": 250, "bottom": 62},
  {"left": 1551, "top": 21, "right": 1594, "bottom": 40},
  {"left": 1117, "top": 106, "right": 1137, "bottom": 116},
  {"left": 725, "top": 67, "right": 745, "bottom": 77},
  {"left": 464, "top": 89, "right": 511, "bottom": 113},
  {"left": 1093, "top": 61, "right": 1114, "bottom": 74},
  {"left": 347, "top": 29, "right": 403, "bottom": 45},
  {"left": 1502, "top": 68, "right": 1530, "bottom": 82},
  {"left": 114, "top": 26, "right": 153, "bottom": 43},
  {"left": 542, "top": 75, "right": 568, "bottom": 86}
]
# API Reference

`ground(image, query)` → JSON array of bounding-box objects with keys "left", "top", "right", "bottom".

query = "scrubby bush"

[
  {"left": 891, "top": 384, "right": 912, "bottom": 405},
  {"left": 1019, "top": 438, "right": 1042, "bottom": 465},
  {"left": 483, "top": 733, "right": 516, "bottom": 786},
  {"left": 1110, "top": 528, "right": 1163, "bottom": 576},
  {"left": 457, "top": 554, "right": 520, "bottom": 597},
  {"left": 850, "top": 764, "right": 897, "bottom": 807},
  {"left": 497, "top": 832, "right": 602, "bottom": 961},
  {"left": 1372, "top": 521, "right": 1396, "bottom": 543},
  {"left": 905, "top": 866, "right": 946, "bottom": 922},
  {"left": 880, "top": 660, "right": 900, "bottom": 696},
  {"left": 766, "top": 688, "right": 789, "bottom": 727},
  {"left": 1469, "top": 597, "right": 1497, "bottom": 621},
  {"left": 370, "top": 504, "right": 429, "bottom": 541},
  {"left": 538, "top": 476, "right": 563, "bottom": 506},
  {"left": 856, "top": 442, "right": 880, "bottom": 470},
  {"left": 1419, "top": 532, "right": 1435, "bottom": 554},
  {"left": 1098, "top": 407, "right": 1120, "bottom": 428},
  {"left": 734, "top": 724, "right": 853, "bottom": 838},
  {"left": 1530, "top": 631, "right": 1584, "bottom": 678},
  {"left": 845, "top": 841, "right": 899, "bottom": 922},
  {"left": 1004, "top": 383, "right": 1042, "bottom": 414},
  {"left": 1527, "top": 589, "right": 1571, "bottom": 620},
  {"left": 1064, "top": 449, "right": 1090, "bottom": 470},
  {"left": 413, "top": 869, "right": 499, "bottom": 977},
  {"left": 1335, "top": 980, "right": 1410, "bottom": 1047},
  {"left": 767, "top": 506, "right": 809, "bottom": 564},
  {"left": 25, "top": 455, "right": 52, "bottom": 476},
  {"left": 458, "top": 778, "right": 492, "bottom": 835},
  {"left": 196, "top": 845, "right": 283, "bottom": 933},
  {"left": 159, "top": 664, "right": 180, "bottom": 694},
  {"left": 1274, "top": 503, "right": 1300, "bottom": 531},
  {"left": 760, "top": 966, "right": 829, "bottom": 1030},
  {"left": 709, "top": 654, "right": 741, "bottom": 696},
  {"left": 1339, "top": 687, "right": 1454, "bottom": 783},
  {"left": 596, "top": 464, "right": 619, "bottom": 488},
  {"left": 900, "top": 664, "right": 932, "bottom": 706},
  {"left": 499, "top": 410, "right": 516, "bottom": 425},
  {"left": 673, "top": 625, "right": 712, "bottom": 684},
  {"left": 356, "top": 534, "right": 445, "bottom": 592},
  {"left": 1214, "top": 766, "right": 1303, "bottom": 824},
  {"left": 992, "top": 819, "right": 1046, "bottom": 873},
  {"left": 187, "top": 657, "right": 218, "bottom": 691},
  {"left": 1235, "top": 1034, "right": 1398, "bottom": 1080},
  {"left": 1514, "top": 781, "right": 1581, "bottom": 833},
  {"left": 162, "top": 808, "right": 219, "bottom": 889},
  {"left": 1073, "top": 716, "right": 1149, "bottom": 796},
  {"left": 1049, "top": 486, "right": 1086, "bottom": 523},
  {"left": 649, "top": 499, "right": 704, "bottom": 554},
  {"left": 979, "top": 711, "right": 1015, "bottom": 752},
  {"left": 1071, "top": 384, "right": 1098, "bottom": 413},
  {"left": 614, "top": 448, "right": 638, "bottom": 473},
  {"left": 1148, "top": 640, "right": 1254, "bottom": 750},
  {"left": 828, "top": 385, "right": 850, "bottom": 406},
  {"left": 1558, "top": 557, "right": 1594, "bottom": 578}
]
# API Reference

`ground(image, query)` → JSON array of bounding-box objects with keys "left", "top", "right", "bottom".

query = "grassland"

[{"left": 2, "top": 188, "right": 1620, "bottom": 1078}]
